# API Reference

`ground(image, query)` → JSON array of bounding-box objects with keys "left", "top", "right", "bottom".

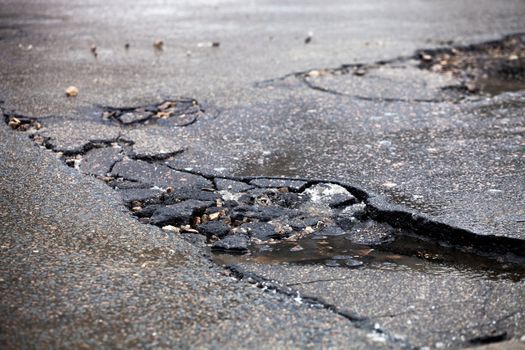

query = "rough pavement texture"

[{"left": 1, "top": 0, "right": 525, "bottom": 349}]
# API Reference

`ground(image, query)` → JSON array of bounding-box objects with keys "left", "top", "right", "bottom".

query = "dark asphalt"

[{"left": 1, "top": 0, "right": 525, "bottom": 348}]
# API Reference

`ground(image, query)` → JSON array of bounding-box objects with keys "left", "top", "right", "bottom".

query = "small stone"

[
  {"left": 304, "top": 31, "right": 313, "bottom": 44},
  {"left": 7, "top": 117, "right": 21, "bottom": 129},
  {"left": 354, "top": 67, "right": 366, "bottom": 76},
  {"left": 65, "top": 86, "right": 79, "bottom": 97},
  {"left": 304, "top": 226, "right": 315, "bottom": 234},
  {"left": 124, "top": 43, "right": 130, "bottom": 49},
  {"left": 290, "top": 245, "right": 304, "bottom": 252},
  {"left": 212, "top": 41, "right": 220, "bottom": 47},
  {"left": 306, "top": 70, "right": 320, "bottom": 78},
  {"left": 420, "top": 52, "right": 432, "bottom": 61},
  {"left": 162, "top": 225, "right": 180, "bottom": 233},
  {"left": 274, "top": 192, "right": 305, "bottom": 208},
  {"left": 180, "top": 225, "right": 199, "bottom": 233},
  {"left": 211, "top": 235, "right": 248, "bottom": 253},
  {"left": 154, "top": 40, "right": 164, "bottom": 50}
]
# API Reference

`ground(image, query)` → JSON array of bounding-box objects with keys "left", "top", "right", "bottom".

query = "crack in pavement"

[{"left": 225, "top": 264, "right": 413, "bottom": 349}]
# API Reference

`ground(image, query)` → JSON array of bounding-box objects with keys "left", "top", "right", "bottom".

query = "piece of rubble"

[
  {"left": 153, "top": 40, "right": 164, "bottom": 50},
  {"left": 198, "top": 221, "right": 230, "bottom": 238},
  {"left": 211, "top": 235, "right": 249, "bottom": 253},
  {"left": 240, "top": 222, "right": 280, "bottom": 240},
  {"left": 302, "top": 183, "right": 357, "bottom": 211},
  {"left": 149, "top": 199, "right": 213, "bottom": 227}
]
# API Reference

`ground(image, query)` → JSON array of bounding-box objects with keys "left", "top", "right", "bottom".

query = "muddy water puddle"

[{"left": 213, "top": 234, "right": 525, "bottom": 282}]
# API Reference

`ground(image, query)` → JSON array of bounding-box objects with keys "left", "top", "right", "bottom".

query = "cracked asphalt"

[{"left": 1, "top": 0, "right": 525, "bottom": 349}]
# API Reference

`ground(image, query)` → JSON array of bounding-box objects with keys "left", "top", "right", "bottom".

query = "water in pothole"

[
  {"left": 475, "top": 77, "right": 525, "bottom": 96},
  {"left": 212, "top": 233, "right": 525, "bottom": 282}
]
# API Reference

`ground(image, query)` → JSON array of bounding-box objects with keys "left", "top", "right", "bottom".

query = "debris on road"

[
  {"left": 65, "top": 86, "right": 79, "bottom": 97},
  {"left": 153, "top": 40, "right": 164, "bottom": 50}
]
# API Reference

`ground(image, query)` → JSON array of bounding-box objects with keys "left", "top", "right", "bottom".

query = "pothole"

[
  {"left": 4, "top": 110, "right": 525, "bottom": 284},
  {"left": 417, "top": 33, "right": 525, "bottom": 96}
]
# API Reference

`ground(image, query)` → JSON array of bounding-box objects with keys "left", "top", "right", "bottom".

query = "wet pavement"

[{"left": 1, "top": 0, "right": 525, "bottom": 349}]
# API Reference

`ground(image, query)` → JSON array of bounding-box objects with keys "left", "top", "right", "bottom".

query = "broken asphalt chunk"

[
  {"left": 249, "top": 178, "right": 307, "bottom": 192},
  {"left": 240, "top": 222, "right": 280, "bottom": 240},
  {"left": 111, "top": 158, "right": 212, "bottom": 189},
  {"left": 198, "top": 221, "right": 231, "bottom": 238},
  {"left": 211, "top": 235, "right": 249, "bottom": 254},
  {"left": 118, "top": 188, "right": 163, "bottom": 205},
  {"left": 214, "top": 178, "right": 254, "bottom": 192},
  {"left": 149, "top": 199, "right": 213, "bottom": 227},
  {"left": 345, "top": 220, "right": 396, "bottom": 245},
  {"left": 302, "top": 183, "right": 356, "bottom": 212},
  {"left": 163, "top": 187, "right": 219, "bottom": 204},
  {"left": 79, "top": 147, "right": 123, "bottom": 176}
]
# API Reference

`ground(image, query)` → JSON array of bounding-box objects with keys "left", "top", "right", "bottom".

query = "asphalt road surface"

[{"left": 1, "top": 0, "right": 525, "bottom": 349}]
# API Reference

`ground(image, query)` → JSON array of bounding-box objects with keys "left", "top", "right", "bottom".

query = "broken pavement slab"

[{"left": 110, "top": 158, "right": 212, "bottom": 189}]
